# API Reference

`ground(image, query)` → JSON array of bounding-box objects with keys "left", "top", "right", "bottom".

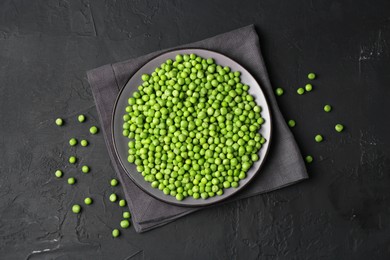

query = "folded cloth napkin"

[{"left": 87, "top": 24, "right": 308, "bottom": 233}]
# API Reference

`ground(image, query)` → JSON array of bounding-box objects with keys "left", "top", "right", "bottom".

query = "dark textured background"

[{"left": 0, "top": 0, "right": 389, "bottom": 259}]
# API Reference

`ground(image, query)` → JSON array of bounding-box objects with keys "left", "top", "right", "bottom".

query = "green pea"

[
  {"left": 109, "top": 193, "right": 117, "bottom": 202},
  {"left": 84, "top": 197, "right": 93, "bottom": 205},
  {"left": 119, "top": 199, "right": 126, "bottom": 207},
  {"left": 201, "top": 192, "right": 208, "bottom": 199},
  {"left": 55, "top": 118, "right": 63, "bottom": 126},
  {"left": 68, "top": 177, "right": 76, "bottom": 185},
  {"left": 297, "top": 88, "right": 305, "bottom": 95},
  {"left": 69, "top": 138, "right": 77, "bottom": 146},
  {"left": 335, "top": 124, "right": 344, "bottom": 132},
  {"left": 81, "top": 165, "right": 90, "bottom": 173},
  {"left": 305, "top": 155, "right": 313, "bottom": 163},
  {"left": 111, "top": 178, "right": 119, "bottom": 186},
  {"left": 55, "top": 170, "right": 63, "bottom": 178},
  {"left": 175, "top": 193, "right": 184, "bottom": 201},
  {"left": 69, "top": 156, "right": 77, "bottom": 164},
  {"left": 305, "top": 84, "right": 313, "bottom": 92},
  {"left": 324, "top": 105, "right": 332, "bottom": 112},
  {"left": 80, "top": 140, "right": 88, "bottom": 146},
  {"left": 315, "top": 134, "right": 323, "bottom": 142},
  {"left": 251, "top": 154, "right": 259, "bottom": 162},
  {"left": 275, "top": 88, "right": 284, "bottom": 96},
  {"left": 123, "top": 211, "right": 131, "bottom": 219},
  {"left": 78, "top": 114, "right": 86, "bottom": 123},
  {"left": 120, "top": 220, "right": 130, "bottom": 229},
  {"left": 89, "top": 126, "right": 99, "bottom": 134},
  {"left": 72, "top": 204, "right": 81, "bottom": 214},
  {"left": 308, "top": 73, "right": 316, "bottom": 80},
  {"left": 288, "top": 120, "right": 296, "bottom": 128},
  {"left": 112, "top": 229, "right": 120, "bottom": 238}
]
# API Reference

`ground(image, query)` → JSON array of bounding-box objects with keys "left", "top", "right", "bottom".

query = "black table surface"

[{"left": 1, "top": 1, "right": 389, "bottom": 259}]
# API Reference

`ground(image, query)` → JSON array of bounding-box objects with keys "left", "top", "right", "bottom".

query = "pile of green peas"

[{"left": 122, "top": 54, "right": 266, "bottom": 201}]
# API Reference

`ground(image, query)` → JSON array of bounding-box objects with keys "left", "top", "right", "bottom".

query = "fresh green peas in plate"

[{"left": 122, "top": 53, "right": 267, "bottom": 201}]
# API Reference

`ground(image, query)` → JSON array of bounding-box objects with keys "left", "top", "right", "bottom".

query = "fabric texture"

[{"left": 87, "top": 25, "right": 308, "bottom": 233}]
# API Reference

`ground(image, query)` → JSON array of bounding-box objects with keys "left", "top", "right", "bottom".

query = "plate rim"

[{"left": 111, "top": 47, "right": 273, "bottom": 207}]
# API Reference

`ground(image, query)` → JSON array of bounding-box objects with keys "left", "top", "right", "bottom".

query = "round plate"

[{"left": 112, "top": 48, "right": 272, "bottom": 207}]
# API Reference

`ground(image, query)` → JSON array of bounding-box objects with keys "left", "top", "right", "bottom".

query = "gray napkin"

[{"left": 87, "top": 25, "right": 308, "bottom": 233}]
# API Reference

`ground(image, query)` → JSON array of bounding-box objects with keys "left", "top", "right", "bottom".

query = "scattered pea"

[
  {"left": 84, "top": 197, "right": 93, "bottom": 205},
  {"left": 81, "top": 165, "right": 90, "bottom": 173},
  {"left": 112, "top": 229, "right": 120, "bottom": 238},
  {"left": 68, "top": 177, "right": 76, "bottom": 185},
  {"left": 69, "top": 156, "right": 77, "bottom": 164},
  {"left": 305, "top": 155, "right": 313, "bottom": 163},
  {"left": 80, "top": 140, "right": 88, "bottom": 147},
  {"left": 123, "top": 212, "right": 131, "bottom": 219},
  {"left": 110, "top": 179, "right": 119, "bottom": 187},
  {"left": 315, "top": 134, "right": 323, "bottom": 142},
  {"left": 119, "top": 199, "right": 126, "bottom": 207},
  {"left": 109, "top": 193, "right": 117, "bottom": 202},
  {"left": 305, "top": 84, "right": 313, "bottom": 92},
  {"left": 72, "top": 204, "right": 81, "bottom": 214},
  {"left": 78, "top": 114, "right": 86, "bottom": 123},
  {"left": 297, "top": 88, "right": 305, "bottom": 95},
  {"left": 308, "top": 73, "right": 316, "bottom": 80},
  {"left": 120, "top": 220, "right": 130, "bottom": 229},
  {"left": 288, "top": 120, "right": 296, "bottom": 128},
  {"left": 275, "top": 88, "right": 284, "bottom": 96},
  {"left": 69, "top": 138, "right": 78, "bottom": 146},
  {"left": 324, "top": 105, "right": 332, "bottom": 112},
  {"left": 335, "top": 124, "right": 344, "bottom": 132},
  {"left": 55, "top": 118, "right": 63, "bottom": 126},
  {"left": 55, "top": 170, "right": 63, "bottom": 178},
  {"left": 90, "top": 126, "right": 99, "bottom": 134}
]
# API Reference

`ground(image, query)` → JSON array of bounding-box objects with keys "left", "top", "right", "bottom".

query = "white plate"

[{"left": 112, "top": 48, "right": 272, "bottom": 206}]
